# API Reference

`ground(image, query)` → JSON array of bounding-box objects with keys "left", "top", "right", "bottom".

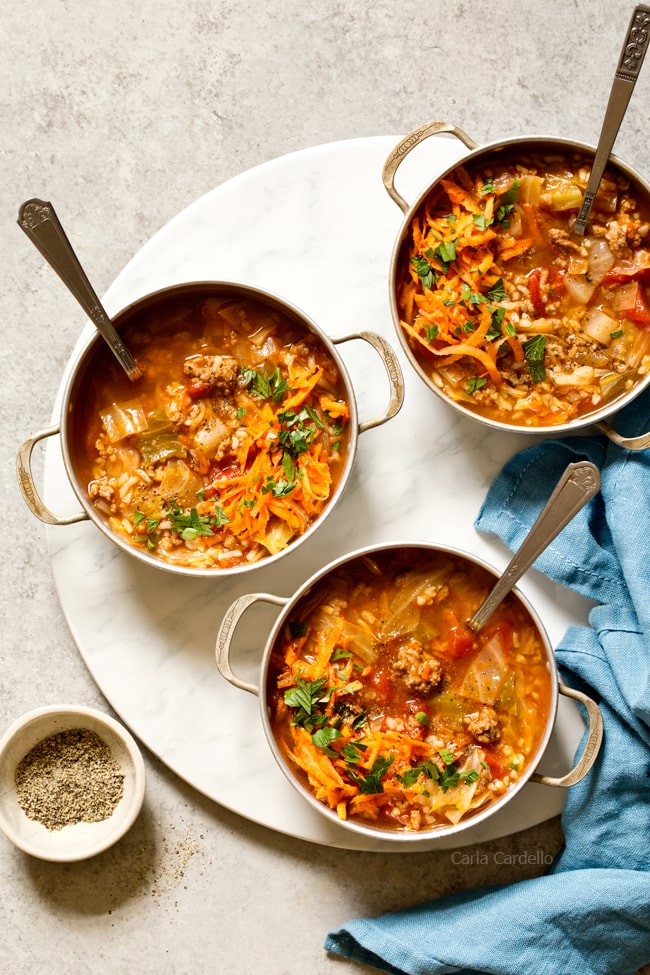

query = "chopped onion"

[
  {"left": 99, "top": 399, "right": 147, "bottom": 443},
  {"left": 551, "top": 365, "right": 596, "bottom": 386},
  {"left": 582, "top": 308, "right": 617, "bottom": 346},
  {"left": 564, "top": 274, "right": 596, "bottom": 305},
  {"left": 587, "top": 238, "right": 615, "bottom": 283}
]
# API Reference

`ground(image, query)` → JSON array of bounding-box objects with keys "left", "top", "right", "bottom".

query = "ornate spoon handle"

[
  {"left": 573, "top": 4, "right": 650, "bottom": 235},
  {"left": 17, "top": 199, "right": 142, "bottom": 381},
  {"left": 468, "top": 461, "right": 601, "bottom": 633}
]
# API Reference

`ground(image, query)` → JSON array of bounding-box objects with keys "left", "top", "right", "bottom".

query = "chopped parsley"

[
  {"left": 341, "top": 741, "right": 368, "bottom": 764},
  {"left": 434, "top": 238, "right": 458, "bottom": 272},
  {"left": 487, "top": 277, "right": 507, "bottom": 303},
  {"left": 348, "top": 754, "right": 394, "bottom": 795},
  {"left": 284, "top": 677, "right": 331, "bottom": 731},
  {"left": 277, "top": 406, "right": 324, "bottom": 458},
  {"left": 467, "top": 376, "right": 488, "bottom": 394},
  {"left": 473, "top": 213, "right": 493, "bottom": 231},
  {"left": 288, "top": 620, "right": 308, "bottom": 639},
  {"left": 523, "top": 334, "right": 548, "bottom": 383},
  {"left": 411, "top": 254, "right": 437, "bottom": 289},
  {"left": 312, "top": 727, "right": 342, "bottom": 757},
  {"left": 166, "top": 499, "right": 230, "bottom": 540},
  {"left": 241, "top": 366, "right": 289, "bottom": 402},
  {"left": 261, "top": 474, "right": 295, "bottom": 498},
  {"left": 424, "top": 324, "right": 440, "bottom": 341}
]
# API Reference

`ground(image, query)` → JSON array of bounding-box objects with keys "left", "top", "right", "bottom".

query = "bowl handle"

[
  {"left": 531, "top": 683, "right": 603, "bottom": 788},
  {"left": 382, "top": 120, "right": 479, "bottom": 214},
  {"left": 332, "top": 331, "right": 405, "bottom": 433},
  {"left": 597, "top": 419, "right": 650, "bottom": 451},
  {"left": 215, "top": 592, "right": 287, "bottom": 696},
  {"left": 16, "top": 425, "right": 88, "bottom": 526}
]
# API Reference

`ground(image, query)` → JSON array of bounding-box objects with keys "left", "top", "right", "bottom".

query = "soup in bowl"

[
  {"left": 385, "top": 122, "right": 650, "bottom": 444},
  {"left": 18, "top": 282, "right": 403, "bottom": 576},
  {"left": 216, "top": 543, "right": 602, "bottom": 840}
]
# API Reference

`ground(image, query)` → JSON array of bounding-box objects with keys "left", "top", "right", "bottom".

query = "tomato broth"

[
  {"left": 397, "top": 149, "right": 650, "bottom": 427},
  {"left": 267, "top": 548, "right": 552, "bottom": 833},
  {"left": 72, "top": 289, "right": 352, "bottom": 570}
]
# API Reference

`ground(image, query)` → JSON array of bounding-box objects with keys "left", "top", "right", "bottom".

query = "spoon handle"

[
  {"left": 573, "top": 4, "right": 650, "bottom": 235},
  {"left": 17, "top": 199, "right": 142, "bottom": 381},
  {"left": 467, "top": 460, "right": 601, "bottom": 633}
]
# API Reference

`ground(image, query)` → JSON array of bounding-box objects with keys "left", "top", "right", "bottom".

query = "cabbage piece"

[
  {"left": 100, "top": 399, "right": 147, "bottom": 443},
  {"left": 541, "top": 185, "right": 583, "bottom": 211},
  {"left": 457, "top": 634, "right": 508, "bottom": 704},
  {"left": 420, "top": 751, "right": 484, "bottom": 825},
  {"left": 378, "top": 569, "right": 447, "bottom": 640},
  {"left": 582, "top": 308, "right": 617, "bottom": 346},
  {"left": 263, "top": 520, "right": 294, "bottom": 555},
  {"left": 137, "top": 409, "right": 186, "bottom": 464},
  {"left": 587, "top": 238, "right": 615, "bottom": 283},
  {"left": 564, "top": 274, "right": 596, "bottom": 306},
  {"left": 495, "top": 672, "right": 518, "bottom": 714},
  {"left": 339, "top": 619, "right": 379, "bottom": 664},
  {"left": 157, "top": 459, "right": 202, "bottom": 506}
]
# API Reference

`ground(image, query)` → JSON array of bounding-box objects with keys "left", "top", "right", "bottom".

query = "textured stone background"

[{"left": 2, "top": 2, "right": 649, "bottom": 972}]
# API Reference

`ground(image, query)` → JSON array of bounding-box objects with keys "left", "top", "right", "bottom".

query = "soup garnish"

[
  {"left": 78, "top": 292, "right": 351, "bottom": 569},
  {"left": 267, "top": 549, "right": 551, "bottom": 832},
  {"left": 397, "top": 152, "right": 650, "bottom": 426}
]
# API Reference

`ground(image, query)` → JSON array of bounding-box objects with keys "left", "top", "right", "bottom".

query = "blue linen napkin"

[{"left": 325, "top": 388, "right": 650, "bottom": 975}]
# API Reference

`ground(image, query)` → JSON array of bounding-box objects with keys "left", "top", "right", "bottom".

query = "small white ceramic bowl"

[{"left": 0, "top": 705, "right": 146, "bottom": 861}]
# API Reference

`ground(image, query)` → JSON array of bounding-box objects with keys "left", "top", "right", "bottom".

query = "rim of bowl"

[
  {"left": 57, "top": 280, "right": 361, "bottom": 578},
  {"left": 388, "top": 136, "right": 650, "bottom": 437},
  {"left": 256, "top": 540, "right": 559, "bottom": 842}
]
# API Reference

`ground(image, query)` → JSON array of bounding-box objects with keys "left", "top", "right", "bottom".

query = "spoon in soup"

[
  {"left": 17, "top": 198, "right": 142, "bottom": 382},
  {"left": 572, "top": 4, "right": 650, "bottom": 236},
  {"left": 467, "top": 460, "right": 601, "bottom": 633}
]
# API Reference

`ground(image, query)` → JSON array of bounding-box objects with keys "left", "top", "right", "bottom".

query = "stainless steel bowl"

[
  {"left": 384, "top": 120, "right": 650, "bottom": 451},
  {"left": 215, "top": 541, "right": 602, "bottom": 843},
  {"left": 17, "top": 281, "right": 404, "bottom": 578}
]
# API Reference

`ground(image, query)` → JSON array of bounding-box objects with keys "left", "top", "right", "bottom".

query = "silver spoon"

[
  {"left": 17, "top": 198, "right": 142, "bottom": 382},
  {"left": 573, "top": 4, "right": 650, "bottom": 236},
  {"left": 467, "top": 460, "right": 601, "bottom": 633}
]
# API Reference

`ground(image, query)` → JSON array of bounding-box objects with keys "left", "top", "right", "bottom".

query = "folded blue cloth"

[{"left": 325, "top": 389, "right": 650, "bottom": 975}]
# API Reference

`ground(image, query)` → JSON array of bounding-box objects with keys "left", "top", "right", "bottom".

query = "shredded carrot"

[
  {"left": 396, "top": 172, "right": 538, "bottom": 396},
  {"left": 498, "top": 237, "right": 533, "bottom": 261}
]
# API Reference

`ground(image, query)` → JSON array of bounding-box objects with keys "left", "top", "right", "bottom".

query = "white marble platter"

[{"left": 43, "top": 135, "right": 592, "bottom": 851}]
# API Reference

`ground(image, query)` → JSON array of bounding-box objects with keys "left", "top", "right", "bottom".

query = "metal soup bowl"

[
  {"left": 17, "top": 281, "right": 404, "bottom": 578},
  {"left": 384, "top": 120, "right": 650, "bottom": 451},
  {"left": 215, "top": 542, "right": 603, "bottom": 843}
]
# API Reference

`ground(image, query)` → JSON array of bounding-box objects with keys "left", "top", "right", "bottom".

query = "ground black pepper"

[{"left": 14, "top": 728, "right": 125, "bottom": 830}]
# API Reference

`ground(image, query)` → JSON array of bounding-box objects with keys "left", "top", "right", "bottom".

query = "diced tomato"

[
  {"left": 186, "top": 381, "right": 213, "bottom": 399},
  {"left": 602, "top": 260, "right": 650, "bottom": 286},
  {"left": 612, "top": 280, "right": 650, "bottom": 325},
  {"left": 548, "top": 266, "right": 566, "bottom": 297},
  {"left": 444, "top": 612, "right": 476, "bottom": 659},
  {"left": 370, "top": 667, "right": 392, "bottom": 704},
  {"left": 482, "top": 750, "right": 508, "bottom": 781},
  {"left": 629, "top": 284, "right": 650, "bottom": 325},
  {"left": 527, "top": 268, "right": 547, "bottom": 318}
]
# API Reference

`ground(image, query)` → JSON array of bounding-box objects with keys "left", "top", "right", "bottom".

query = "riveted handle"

[
  {"left": 597, "top": 419, "right": 650, "bottom": 451},
  {"left": 332, "top": 331, "right": 404, "bottom": 433},
  {"left": 16, "top": 426, "right": 88, "bottom": 526},
  {"left": 531, "top": 683, "right": 603, "bottom": 788},
  {"left": 382, "top": 120, "right": 478, "bottom": 213},
  {"left": 215, "top": 592, "right": 287, "bottom": 695}
]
